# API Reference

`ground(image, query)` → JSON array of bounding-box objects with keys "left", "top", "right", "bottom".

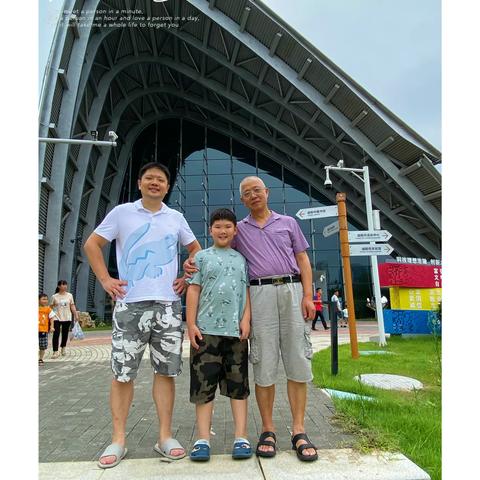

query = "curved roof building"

[{"left": 39, "top": 0, "right": 441, "bottom": 317}]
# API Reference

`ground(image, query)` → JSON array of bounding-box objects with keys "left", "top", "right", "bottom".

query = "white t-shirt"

[
  {"left": 342, "top": 308, "right": 348, "bottom": 318},
  {"left": 331, "top": 294, "right": 342, "bottom": 312},
  {"left": 94, "top": 200, "right": 196, "bottom": 303}
]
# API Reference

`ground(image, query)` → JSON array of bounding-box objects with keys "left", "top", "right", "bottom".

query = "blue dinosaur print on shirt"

[{"left": 119, "top": 223, "right": 177, "bottom": 288}]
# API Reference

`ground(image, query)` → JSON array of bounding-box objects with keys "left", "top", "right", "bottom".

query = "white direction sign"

[
  {"left": 323, "top": 221, "right": 339, "bottom": 237},
  {"left": 296, "top": 205, "right": 338, "bottom": 220},
  {"left": 348, "top": 230, "right": 392, "bottom": 243},
  {"left": 349, "top": 243, "right": 394, "bottom": 256}
]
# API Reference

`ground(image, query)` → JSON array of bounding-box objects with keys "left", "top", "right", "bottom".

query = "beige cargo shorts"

[{"left": 248, "top": 281, "right": 313, "bottom": 386}]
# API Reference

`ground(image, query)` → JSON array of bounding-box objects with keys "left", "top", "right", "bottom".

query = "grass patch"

[{"left": 312, "top": 336, "right": 441, "bottom": 480}]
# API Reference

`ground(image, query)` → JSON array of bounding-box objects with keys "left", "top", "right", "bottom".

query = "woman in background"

[{"left": 51, "top": 280, "right": 79, "bottom": 358}]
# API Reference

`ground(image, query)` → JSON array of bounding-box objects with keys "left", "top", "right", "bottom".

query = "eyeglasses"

[{"left": 241, "top": 187, "right": 266, "bottom": 198}]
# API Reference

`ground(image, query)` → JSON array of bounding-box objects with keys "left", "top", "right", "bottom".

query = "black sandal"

[
  {"left": 255, "top": 431, "right": 277, "bottom": 458},
  {"left": 291, "top": 433, "right": 318, "bottom": 462}
]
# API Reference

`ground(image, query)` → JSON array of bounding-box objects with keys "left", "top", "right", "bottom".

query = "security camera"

[
  {"left": 324, "top": 167, "right": 333, "bottom": 189},
  {"left": 108, "top": 131, "right": 118, "bottom": 141},
  {"left": 90, "top": 130, "right": 98, "bottom": 140},
  {"left": 337, "top": 159, "right": 344, "bottom": 168}
]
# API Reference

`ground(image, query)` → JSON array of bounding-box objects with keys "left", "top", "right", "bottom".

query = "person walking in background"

[
  {"left": 381, "top": 295, "right": 389, "bottom": 309},
  {"left": 331, "top": 289, "right": 344, "bottom": 327},
  {"left": 186, "top": 209, "right": 252, "bottom": 462},
  {"left": 51, "top": 280, "right": 79, "bottom": 358},
  {"left": 312, "top": 288, "right": 328, "bottom": 331},
  {"left": 38, "top": 293, "right": 57, "bottom": 365},
  {"left": 342, "top": 305, "right": 349, "bottom": 328}
]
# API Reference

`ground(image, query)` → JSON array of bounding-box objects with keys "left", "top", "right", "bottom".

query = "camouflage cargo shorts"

[
  {"left": 190, "top": 334, "right": 249, "bottom": 404},
  {"left": 111, "top": 300, "right": 184, "bottom": 382}
]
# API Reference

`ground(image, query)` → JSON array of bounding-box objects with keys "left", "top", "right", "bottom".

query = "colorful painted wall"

[{"left": 380, "top": 262, "right": 441, "bottom": 335}]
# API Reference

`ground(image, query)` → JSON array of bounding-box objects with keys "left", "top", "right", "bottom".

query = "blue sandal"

[
  {"left": 190, "top": 442, "right": 210, "bottom": 462},
  {"left": 232, "top": 439, "right": 252, "bottom": 459}
]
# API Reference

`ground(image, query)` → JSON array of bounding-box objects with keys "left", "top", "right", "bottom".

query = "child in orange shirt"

[{"left": 39, "top": 293, "right": 56, "bottom": 365}]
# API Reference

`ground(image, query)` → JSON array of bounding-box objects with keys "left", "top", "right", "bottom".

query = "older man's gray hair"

[{"left": 239, "top": 176, "right": 266, "bottom": 196}]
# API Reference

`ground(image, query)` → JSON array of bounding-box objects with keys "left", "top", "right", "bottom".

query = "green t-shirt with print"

[{"left": 188, "top": 246, "right": 249, "bottom": 337}]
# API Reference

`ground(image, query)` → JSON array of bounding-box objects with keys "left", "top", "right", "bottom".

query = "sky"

[{"left": 38, "top": 0, "right": 441, "bottom": 149}]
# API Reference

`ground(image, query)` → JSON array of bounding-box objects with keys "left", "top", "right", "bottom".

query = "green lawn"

[{"left": 312, "top": 336, "right": 441, "bottom": 480}]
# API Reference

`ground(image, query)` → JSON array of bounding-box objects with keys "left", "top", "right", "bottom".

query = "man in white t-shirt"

[
  {"left": 84, "top": 162, "right": 201, "bottom": 468},
  {"left": 331, "top": 289, "right": 345, "bottom": 326},
  {"left": 381, "top": 295, "right": 389, "bottom": 309}
]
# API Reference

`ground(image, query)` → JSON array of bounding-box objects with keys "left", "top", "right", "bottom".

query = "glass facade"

[{"left": 114, "top": 119, "right": 390, "bottom": 319}]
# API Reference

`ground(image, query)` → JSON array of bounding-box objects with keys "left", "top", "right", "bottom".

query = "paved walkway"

[
  {"left": 40, "top": 326, "right": 377, "bottom": 462},
  {"left": 41, "top": 322, "right": 380, "bottom": 363},
  {"left": 38, "top": 323, "right": 430, "bottom": 479}
]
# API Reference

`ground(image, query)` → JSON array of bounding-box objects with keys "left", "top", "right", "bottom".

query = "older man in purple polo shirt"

[
  {"left": 185, "top": 176, "right": 317, "bottom": 461},
  {"left": 233, "top": 176, "right": 317, "bottom": 462}
]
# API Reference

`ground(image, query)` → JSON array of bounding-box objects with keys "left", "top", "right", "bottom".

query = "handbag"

[{"left": 71, "top": 321, "right": 85, "bottom": 340}]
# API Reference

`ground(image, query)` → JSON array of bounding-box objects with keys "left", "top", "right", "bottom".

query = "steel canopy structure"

[{"left": 39, "top": 0, "right": 441, "bottom": 313}]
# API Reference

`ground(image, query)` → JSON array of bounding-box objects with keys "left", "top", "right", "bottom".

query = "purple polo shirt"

[{"left": 232, "top": 211, "right": 309, "bottom": 280}]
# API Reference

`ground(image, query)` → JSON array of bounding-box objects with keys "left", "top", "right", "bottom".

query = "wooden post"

[{"left": 336, "top": 192, "right": 359, "bottom": 359}]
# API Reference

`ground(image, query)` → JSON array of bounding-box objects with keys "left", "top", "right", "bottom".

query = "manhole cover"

[{"left": 354, "top": 373, "right": 423, "bottom": 391}]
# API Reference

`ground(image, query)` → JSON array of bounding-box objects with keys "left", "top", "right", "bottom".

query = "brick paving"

[{"left": 39, "top": 323, "right": 379, "bottom": 463}]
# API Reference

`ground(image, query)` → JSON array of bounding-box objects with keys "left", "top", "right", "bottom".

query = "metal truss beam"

[{"left": 73, "top": 21, "right": 435, "bottom": 237}]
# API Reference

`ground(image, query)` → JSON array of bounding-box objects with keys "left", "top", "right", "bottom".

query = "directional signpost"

[
  {"left": 348, "top": 230, "right": 392, "bottom": 243},
  {"left": 297, "top": 199, "right": 393, "bottom": 348},
  {"left": 349, "top": 243, "right": 394, "bottom": 256},
  {"left": 323, "top": 221, "right": 339, "bottom": 237},
  {"left": 296, "top": 205, "right": 338, "bottom": 220}
]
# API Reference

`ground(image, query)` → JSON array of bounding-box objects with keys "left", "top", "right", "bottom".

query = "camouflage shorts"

[
  {"left": 190, "top": 334, "right": 249, "bottom": 404},
  {"left": 111, "top": 300, "right": 184, "bottom": 382}
]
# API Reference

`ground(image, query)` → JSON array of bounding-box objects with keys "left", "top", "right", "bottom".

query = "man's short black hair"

[
  {"left": 138, "top": 162, "right": 170, "bottom": 183},
  {"left": 209, "top": 208, "right": 237, "bottom": 227}
]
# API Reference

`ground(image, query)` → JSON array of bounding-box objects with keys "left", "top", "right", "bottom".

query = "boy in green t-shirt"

[{"left": 186, "top": 208, "right": 251, "bottom": 461}]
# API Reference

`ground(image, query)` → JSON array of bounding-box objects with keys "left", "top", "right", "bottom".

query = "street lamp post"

[{"left": 324, "top": 164, "right": 387, "bottom": 346}]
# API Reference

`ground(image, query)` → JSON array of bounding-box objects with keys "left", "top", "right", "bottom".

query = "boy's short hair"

[
  {"left": 138, "top": 162, "right": 170, "bottom": 183},
  {"left": 39, "top": 293, "right": 48, "bottom": 300},
  {"left": 209, "top": 208, "right": 237, "bottom": 227}
]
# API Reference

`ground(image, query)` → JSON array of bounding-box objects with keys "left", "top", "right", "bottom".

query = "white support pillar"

[{"left": 363, "top": 167, "right": 387, "bottom": 346}]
